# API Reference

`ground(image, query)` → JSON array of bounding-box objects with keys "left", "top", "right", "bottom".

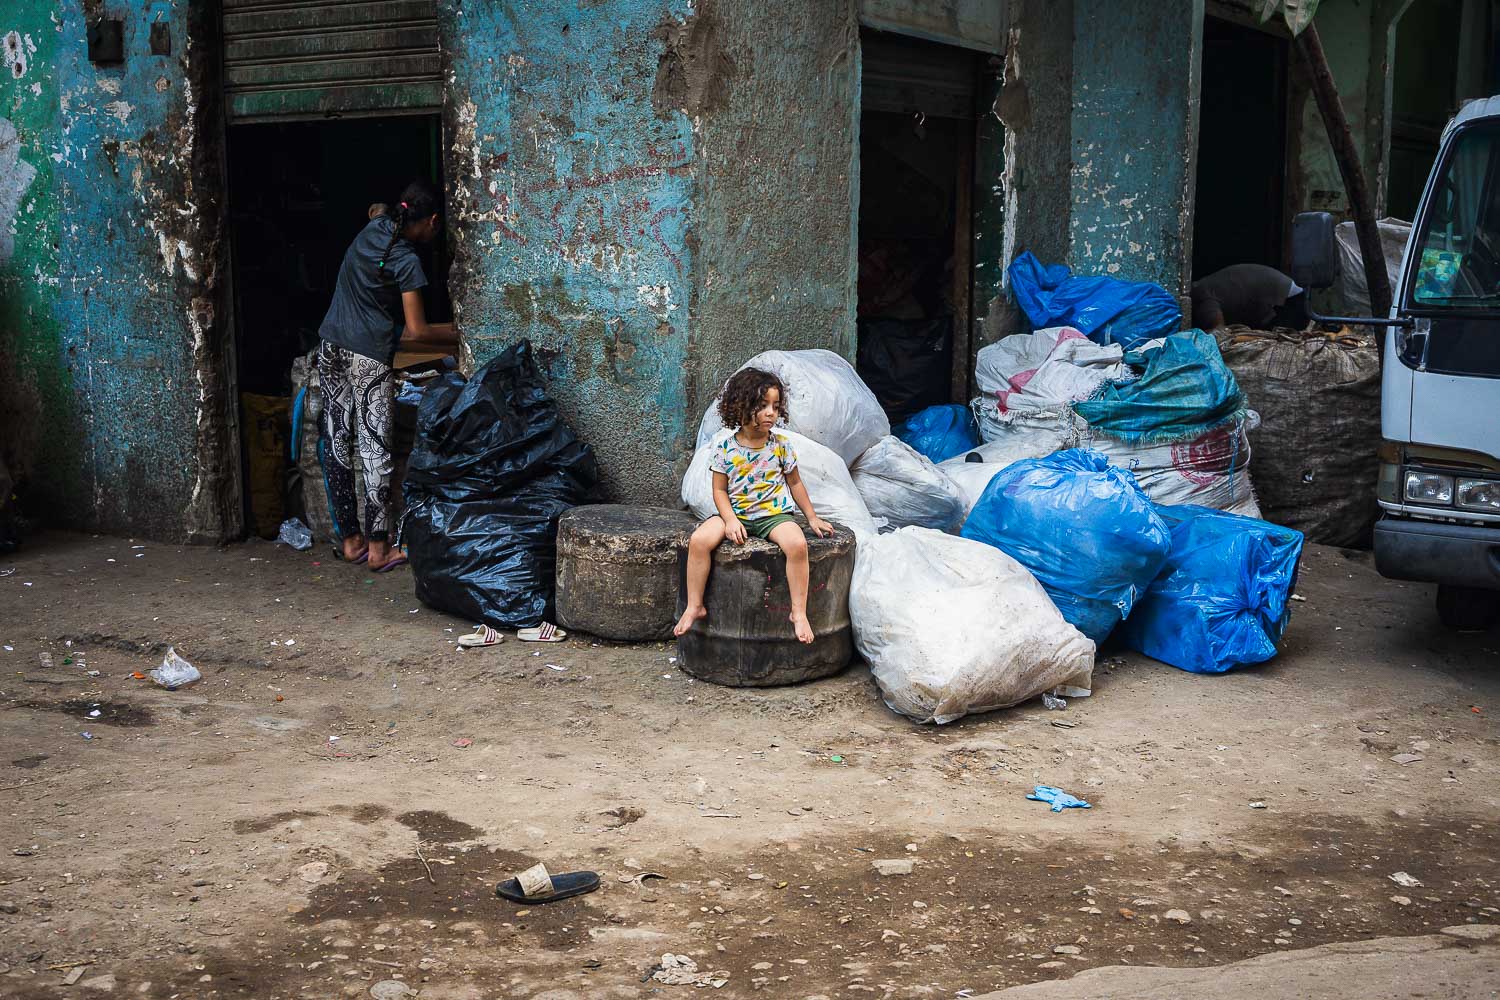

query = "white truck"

[{"left": 1294, "top": 96, "right": 1500, "bottom": 629}]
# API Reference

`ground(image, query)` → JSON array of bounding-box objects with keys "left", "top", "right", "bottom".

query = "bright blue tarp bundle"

[
  {"left": 1118, "top": 504, "right": 1304, "bottom": 674},
  {"left": 1008, "top": 251, "right": 1182, "bottom": 351},
  {"left": 896, "top": 404, "right": 979, "bottom": 464},
  {"left": 1072, "top": 330, "right": 1246, "bottom": 444},
  {"left": 960, "top": 449, "right": 1172, "bottom": 643}
]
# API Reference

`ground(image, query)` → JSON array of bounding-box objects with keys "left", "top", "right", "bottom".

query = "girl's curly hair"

[{"left": 716, "top": 367, "right": 788, "bottom": 430}]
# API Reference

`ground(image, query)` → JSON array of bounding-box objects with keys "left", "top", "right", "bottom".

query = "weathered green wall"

[
  {"left": 439, "top": 0, "right": 699, "bottom": 506},
  {"left": 1, "top": 1, "right": 237, "bottom": 542},
  {"left": 440, "top": 0, "right": 859, "bottom": 505},
  {"left": 983, "top": 0, "right": 1204, "bottom": 345},
  {"left": 0, "top": 8, "right": 67, "bottom": 507},
  {"left": 1070, "top": 0, "right": 1205, "bottom": 294}
]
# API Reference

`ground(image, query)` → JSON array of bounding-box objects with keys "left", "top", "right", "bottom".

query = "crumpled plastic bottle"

[
  {"left": 277, "top": 518, "right": 313, "bottom": 551},
  {"left": 149, "top": 646, "right": 201, "bottom": 690}
]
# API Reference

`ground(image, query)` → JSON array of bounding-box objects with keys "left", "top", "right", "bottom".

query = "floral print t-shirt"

[{"left": 710, "top": 431, "right": 799, "bottom": 520}]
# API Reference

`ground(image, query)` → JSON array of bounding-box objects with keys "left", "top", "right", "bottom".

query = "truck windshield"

[{"left": 1409, "top": 122, "right": 1500, "bottom": 309}]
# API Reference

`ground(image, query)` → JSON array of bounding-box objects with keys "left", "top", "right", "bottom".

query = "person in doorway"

[
  {"left": 1191, "top": 263, "right": 1309, "bottom": 331},
  {"left": 674, "top": 368, "right": 835, "bottom": 645},
  {"left": 317, "top": 178, "right": 456, "bottom": 572}
]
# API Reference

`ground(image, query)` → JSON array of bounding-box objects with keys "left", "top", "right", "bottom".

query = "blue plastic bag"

[
  {"left": 1008, "top": 251, "right": 1181, "bottom": 351},
  {"left": 1026, "top": 785, "right": 1092, "bottom": 812},
  {"left": 896, "top": 405, "right": 979, "bottom": 464},
  {"left": 1117, "top": 505, "right": 1304, "bottom": 674},
  {"left": 960, "top": 449, "right": 1172, "bottom": 643},
  {"left": 1072, "top": 330, "right": 1246, "bottom": 444}
]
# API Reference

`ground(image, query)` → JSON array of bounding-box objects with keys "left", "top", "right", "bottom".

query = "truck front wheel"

[{"left": 1435, "top": 585, "right": 1500, "bottom": 631}]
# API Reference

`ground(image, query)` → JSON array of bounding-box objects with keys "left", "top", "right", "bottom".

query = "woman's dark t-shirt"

[{"left": 318, "top": 215, "right": 427, "bottom": 364}]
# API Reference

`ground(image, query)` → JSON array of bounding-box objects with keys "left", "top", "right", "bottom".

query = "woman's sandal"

[
  {"left": 517, "top": 622, "right": 567, "bottom": 643},
  {"left": 331, "top": 544, "right": 370, "bottom": 565},
  {"left": 370, "top": 553, "right": 409, "bottom": 573},
  {"left": 495, "top": 863, "right": 599, "bottom": 905},
  {"left": 457, "top": 625, "right": 503, "bottom": 648}
]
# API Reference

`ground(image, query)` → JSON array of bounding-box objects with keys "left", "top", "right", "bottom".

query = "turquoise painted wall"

[
  {"left": 439, "top": 0, "right": 699, "bottom": 505},
  {"left": 1070, "top": 0, "right": 1205, "bottom": 294},
  {"left": 1, "top": 1, "right": 236, "bottom": 542},
  {"left": 439, "top": 0, "right": 859, "bottom": 504}
]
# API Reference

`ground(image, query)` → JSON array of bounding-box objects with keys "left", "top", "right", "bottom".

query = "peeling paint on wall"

[
  {"left": 0, "top": 5, "right": 64, "bottom": 504},
  {"left": 0, "top": 118, "right": 37, "bottom": 262},
  {"left": 1068, "top": 1, "right": 1204, "bottom": 293},
  {"left": 439, "top": 0, "right": 859, "bottom": 504},
  {"left": 3, "top": 30, "right": 33, "bottom": 78},
  {"left": 439, "top": 0, "right": 699, "bottom": 504},
  {"left": 0, "top": 1, "right": 236, "bottom": 542}
]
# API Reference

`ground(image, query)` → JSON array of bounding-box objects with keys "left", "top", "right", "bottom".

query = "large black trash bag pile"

[{"left": 401, "top": 341, "right": 597, "bottom": 628}]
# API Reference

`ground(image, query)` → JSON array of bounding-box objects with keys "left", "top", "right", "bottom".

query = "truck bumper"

[{"left": 1374, "top": 516, "right": 1500, "bottom": 589}]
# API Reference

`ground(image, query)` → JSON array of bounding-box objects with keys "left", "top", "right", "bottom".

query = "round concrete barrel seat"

[
  {"left": 555, "top": 505, "right": 700, "bottom": 641},
  {"left": 675, "top": 520, "right": 857, "bottom": 687}
]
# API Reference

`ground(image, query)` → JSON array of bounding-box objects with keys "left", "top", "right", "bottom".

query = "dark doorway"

[
  {"left": 1192, "top": 17, "right": 1290, "bottom": 279},
  {"left": 226, "top": 114, "right": 449, "bottom": 535},
  {"left": 856, "top": 31, "right": 982, "bottom": 423}
]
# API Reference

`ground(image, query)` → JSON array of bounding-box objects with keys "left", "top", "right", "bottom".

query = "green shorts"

[{"left": 739, "top": 514, "right": 797, "bottom": 540}]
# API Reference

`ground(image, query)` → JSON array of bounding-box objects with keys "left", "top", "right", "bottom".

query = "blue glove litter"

[{"left": 1026, "top": 785, "right": 1092, "bottom": 812}]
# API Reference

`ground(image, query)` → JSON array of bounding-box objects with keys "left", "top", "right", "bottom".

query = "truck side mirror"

[{"left": 1290, "top": 212, "right": 1339, "bottom": 290}]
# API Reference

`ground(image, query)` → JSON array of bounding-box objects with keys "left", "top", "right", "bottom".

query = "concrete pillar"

[
  {"left": 1069, "top": 0, "right": 1206, "bottom": 296},
  {"left": 981, "top": 0, "right": 1076, "bottom": 350},
  {"left": 439, "top": 0, "right": 859, "bottom": 506}
]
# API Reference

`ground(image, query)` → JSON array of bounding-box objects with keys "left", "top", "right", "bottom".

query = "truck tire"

[{"left": 1435, "top": 585, "right": 1500, "bottom": 632}]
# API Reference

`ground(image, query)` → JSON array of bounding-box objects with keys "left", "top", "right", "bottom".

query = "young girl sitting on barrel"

[{"left": 674, "top": 368, "right": 835, "bottom": 644}]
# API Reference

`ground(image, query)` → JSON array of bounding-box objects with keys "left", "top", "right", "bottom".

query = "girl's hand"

[
  {"left": 809, "top": 516, "right": 834, "bottom": 538},
  {"left": 726, "top": 519, "right": 749, "bottom": 545}
]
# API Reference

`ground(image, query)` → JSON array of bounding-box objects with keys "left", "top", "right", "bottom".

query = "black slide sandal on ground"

[{"left": 495, "top": 870, "right": 600, "bottom": 904}]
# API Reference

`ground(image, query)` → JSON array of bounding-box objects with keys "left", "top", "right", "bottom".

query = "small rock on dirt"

[
  {"left": 1388, "top": 871, "right": 1423, "bottom": 888},
  {"left": 1391, "top": 895, "right": 1412, "bottom": 906},
  {"left": 872, "top": 859, "right": 914, "bottom": 876},
  {"left": 81, "top": 973, "right": 117, "bottom": 992},
  {"left": 1164, "top": 909, "right": 1192, "bottom": 925},
  {"left": 298, "top": 861, "right": 331, "bottom": 884},
  {"left": 369, "top": 981, "right": 416, "bottom": 1000},
  {"left": 63, "top": 967, "right": 87, "bottom": 986},
  {"left": 1052, "top": 944, "right": 1081, "bottom": 955},
  {"left": 0, "top": 901, "right": 18, "bottom": 913},
  {"left": 1441, "top": 924, "right": 1500, "bottom": 943}
]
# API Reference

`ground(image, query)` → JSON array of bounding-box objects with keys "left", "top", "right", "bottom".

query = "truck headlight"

[
  {"left": 1457, "top": 478, "right": 1500, "bottom": 512},
  {"left": 1404, "top": 470, "right": 1454, "bottom": 504}
]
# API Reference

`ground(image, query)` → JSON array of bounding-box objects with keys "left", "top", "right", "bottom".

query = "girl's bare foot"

[
  {"left": 790, "top": 613, "right": 815, "bottom": 644},
  {"left": 674, "top": 605, "right": 707, "bottom": 637},
  {"left": 342, "top": 535, "right": 367, "bottom": 561}
]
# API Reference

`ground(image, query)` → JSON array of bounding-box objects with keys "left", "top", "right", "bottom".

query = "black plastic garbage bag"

[
  {"left": 402, "top": 341, "right": 597, "bottom": 628},
  {"left": 856, "top": 317, "right": 952, "bottom": 421}
]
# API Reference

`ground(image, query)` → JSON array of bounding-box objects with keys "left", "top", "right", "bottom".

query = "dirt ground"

[{"left": 1, "top": 530, "right": 1498, "bottom": 999}]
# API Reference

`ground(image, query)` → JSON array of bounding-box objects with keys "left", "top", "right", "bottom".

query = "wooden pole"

[{"left": 1294, "top": 23, "right": 1393, "bottom": 319}]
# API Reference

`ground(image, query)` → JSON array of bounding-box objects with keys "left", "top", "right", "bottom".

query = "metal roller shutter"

[{"left": 222, "top": 0, "right": 442, "bottom": 122}]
